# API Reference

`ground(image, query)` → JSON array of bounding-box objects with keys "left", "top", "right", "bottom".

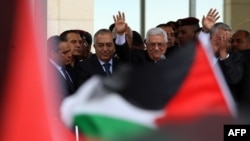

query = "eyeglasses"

[{"left": 147, "top": 43, "right": 166, "bottom": 48}]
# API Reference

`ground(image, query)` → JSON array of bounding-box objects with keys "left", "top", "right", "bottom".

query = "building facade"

[
  {"left": 224, "top": 0, "right": 250, "bottom": 31},
  {"left": 47, "top": 0, "right": 94, "bottom": 37}
]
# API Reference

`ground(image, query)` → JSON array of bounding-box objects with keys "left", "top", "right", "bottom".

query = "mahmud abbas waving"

[{"left": 113, "top": 11, "right": 169, "bottom": 65}]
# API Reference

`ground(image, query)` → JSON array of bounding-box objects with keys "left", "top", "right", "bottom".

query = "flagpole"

[{"left": 75, "top": 125, "right": 79, "bottom": 141}]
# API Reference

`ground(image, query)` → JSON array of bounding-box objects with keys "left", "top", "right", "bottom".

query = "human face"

[
  {"left": 210, "top": 29, "right": 232, "bottom": 55},
  {"left": 177, "top": 26, "right": 195, "bottom": 46},
  {"left": 66, "top": 33, "right": 82, "bottom": 57},
  {"left": 231, "top": 31, "right": 250, "bottom": 51},
  {"left": 80, "top": 38, "right": 90, "bottom": 58},
  {"left": 146, "top": 35, "right": 167, "bottom": 61},
  {"left": 56, "top": 42, "right": 72, "bottom": 66},
  {"left": 94, "top": 33, "right": 115, "bottom": 62},
  {"left": 160, "top": 26, "right": 175, "bottom": 47}
]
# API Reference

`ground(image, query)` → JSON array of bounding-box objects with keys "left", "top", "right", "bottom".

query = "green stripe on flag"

[{"left": 74, "top": 114, "right": 154, "bottom": 141}]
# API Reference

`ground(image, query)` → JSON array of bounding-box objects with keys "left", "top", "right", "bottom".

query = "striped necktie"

[
  {"left": 103, "top": 63, "right": 111, "bottom": 76},
  {"left": 61, "top": 67, "right": 74, "bottom": 93}
]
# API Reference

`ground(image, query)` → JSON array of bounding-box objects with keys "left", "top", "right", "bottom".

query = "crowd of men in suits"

[{"left": 47, "top": 9, "right": 250, "bottom": 115}]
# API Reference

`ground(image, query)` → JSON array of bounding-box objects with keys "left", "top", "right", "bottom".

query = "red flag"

[
  {"left": 156, "top": 41, "right": 237, "bottom": 125},
  {"left": 0, "top": 1, "right": 77, "bottom": 141}
]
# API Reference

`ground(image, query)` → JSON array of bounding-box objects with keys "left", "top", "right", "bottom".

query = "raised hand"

[
  {"left": 113, "top": 11, "right": 127, "bottom": 35},
  {"left": 202, "top": 8, "right": 220, "bottom": 32},
  {"left": 218, "top": 30, "right": 232, "bottom": 59}
]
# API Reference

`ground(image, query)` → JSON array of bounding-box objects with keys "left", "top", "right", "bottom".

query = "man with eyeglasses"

[
  {"left": 113, "top": 11, "right": 168, "bottom": 65},
  {"left": 144, "top": 28, "right": 168, "bottom": 63}
]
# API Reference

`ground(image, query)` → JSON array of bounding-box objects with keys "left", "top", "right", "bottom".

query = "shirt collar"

[
  {"left": 50, "top": 59, "right": 63, "bottom": 70},
  {"left": 98, "top": 59, "right": 113, "bottom": 66}
]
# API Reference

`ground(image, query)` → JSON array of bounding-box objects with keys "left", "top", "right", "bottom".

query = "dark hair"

[
  {"left": 60, "top": 30, "right": 81, "bottom": 41},
  {"left": 75, "top": 30, "right": 93, "bottom": 46},
  {"left": 94, "top": 29, "right": 112, "bottom": 44},
  {"left": 166, "top": 21, "right": 177, "bottom": 31},
  {"left": 210, "top": 22, "right": 231, "bottom": 36},
  {"left": 83, "top": 31, "right": 93, "bottom": 46},
  {"left": 157, "top": 22, "right": 177, "bottom": 37},
  {"left": 131, "top": 30, "right": 145, "bottom": 50},
  {"left": 109, "top": 23, "right": 115, "bottom": 31},
  {"left": 47, "top": 35, "right": 60, "bottom": 53},
  {"left": 156, "top": 23, "right": 167, "bottom": 28}
]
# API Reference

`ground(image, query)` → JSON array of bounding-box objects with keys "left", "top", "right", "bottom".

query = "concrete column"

[
  {"left": 47, "top": 0, "right": 94, "bottom": 37},
  {"left": 224, "top": 0, "right": 250, "bottom": 31}
]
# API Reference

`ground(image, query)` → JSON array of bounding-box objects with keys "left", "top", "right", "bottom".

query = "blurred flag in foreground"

[
  {"left": 61, "top": 41, "right": 237, "bottom": 141},
  {"left": 0, "top": 1, "right": 77, "bottom": 141}
]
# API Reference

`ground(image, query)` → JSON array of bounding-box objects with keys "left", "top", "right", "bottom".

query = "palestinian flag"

[
  {"left": 0, "top": 1, "right": 76, "bottom": 141},
  {"left": 61, "top": 41, "right": 237, "bottom": 141}
]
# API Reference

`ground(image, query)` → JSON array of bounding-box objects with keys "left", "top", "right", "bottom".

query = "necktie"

[
  {"left": 103, "top": 63, "right": 111, "bottom": 76},
  {"left": 61, "top": 67, "right": 74, "bottom": 93}
]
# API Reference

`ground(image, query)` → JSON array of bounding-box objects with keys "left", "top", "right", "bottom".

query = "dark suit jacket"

[
  {"left": 115, "top": 39, "right": 184, "bottom": 66},
  {"left": 65, "top": 60, "right": 81, "bottom": 88},
  {"left": 116, "top": 43, "right": 170, "bottom": 65},
  {"left": 75, "top": 54, "right": 121, "bottom": 88},
  {"left": 218, "top": 52, "right": 244, "bottom": 104},
  {"left": 48, "top": 61, "right": 75, "bottom": 98},
  {"left": 235, "top": 49, "right": 250, "bottom": 108}
]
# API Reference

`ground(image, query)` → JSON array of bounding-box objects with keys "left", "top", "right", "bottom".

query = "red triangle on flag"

[{"left": 156, "top": 41, "right": 237, "bottom": 125}]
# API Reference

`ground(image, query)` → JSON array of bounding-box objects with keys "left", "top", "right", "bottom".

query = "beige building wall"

[
  {"left": 47, "top": 0, "right": 94, "bottom": 37},
  {"left": 224, "top": 0, "right": 250, "bottom": 32}
]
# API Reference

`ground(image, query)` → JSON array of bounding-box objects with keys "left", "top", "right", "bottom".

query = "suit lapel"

[{"left": 92, "top": 55, "right": 106, "bottom": 76}]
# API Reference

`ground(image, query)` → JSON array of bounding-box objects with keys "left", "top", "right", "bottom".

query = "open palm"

[
  {"left": 113, "top": 11, "right": 127, "bottom": 35},
  {"left": 202, "top": 8, "right": 220, "bottom": 31}
]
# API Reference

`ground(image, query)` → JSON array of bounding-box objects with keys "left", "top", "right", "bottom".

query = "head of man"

[
  {"left": 76, "top": 30, "right": 93, "bottom": 60},
  {"left": 231, "top": 30, "right": 250, "bottom": 51},
  {"left": 60, "top": 30, "right": 82, "bottom": 57},
  {"left": 47, "top": 35, "right": 72, "bottom": 66},
  {"left": 145, "top": 27, "right": 168, "bottom": 61},
  {"left": 131, "top": 30, "right": 145, "bottom": 50},
  {"left": 176, "top": 17, "right": 200, "bottom": 46},
  {"left": 94, "top": 29, "right": 116, "bottom": 62},
  {"left": 156, "top": 23, "right": 175, "bottom": 47},
  {"left": 210, "top": 22, "right": 232, "bottom": 56},
  {"left": 83, "top": 31, "right": 93, "bottom": 54}
]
